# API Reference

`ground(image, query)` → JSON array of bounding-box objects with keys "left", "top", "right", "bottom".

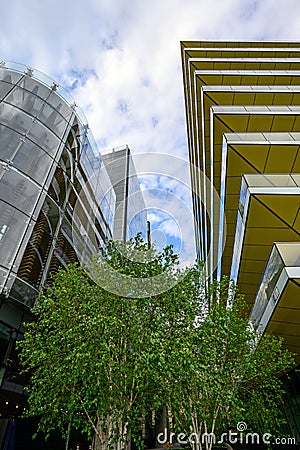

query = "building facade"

[
  {"left": 102, "top": 146, "right": 147, "bottom": 241},
  {"left": 181, "top": 41, "right": 300, "bottom": 440},
  {"left": 0, "top": 61, "right": 116, "bottom": 437}
]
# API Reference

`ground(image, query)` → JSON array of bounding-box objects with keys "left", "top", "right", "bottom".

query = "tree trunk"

[
  {"left": 93, "top": 415, "right": 111, "bottom": 450},
  {"left": 65, "top": 416, "right": 72, "bottom": 450},
  {"left": 92, "top": 415, "right": 130, "bottom": 450}
]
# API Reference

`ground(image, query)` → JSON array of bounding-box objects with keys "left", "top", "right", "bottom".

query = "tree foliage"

[
  {"left": 18, "top": 236, "right": 295, "bottom": 450},
  {"left": 18, "top": 236, "right": 200, "bottom": 449},
  {"left": 165, "top": 278, "right": 295, "bottom": 450}
]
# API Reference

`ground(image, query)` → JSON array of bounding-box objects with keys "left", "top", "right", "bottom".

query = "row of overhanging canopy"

[{"left": 181, "top": 41, "right": 300, "bottom": 362}]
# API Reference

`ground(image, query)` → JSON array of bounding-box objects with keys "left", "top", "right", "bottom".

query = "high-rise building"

[
  {"left": 102, "top": 146, "right": 147, "bottom": 241},
  {"left": 0, "top": 61, "right": 116, "bottom": 434},
  {"left": 181, "top": 41, "right": 300, "bottom": 439}
]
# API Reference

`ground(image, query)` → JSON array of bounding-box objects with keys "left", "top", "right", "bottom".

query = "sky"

[{"left": 1, "top": 0, "right": 300, "bottom": 266}]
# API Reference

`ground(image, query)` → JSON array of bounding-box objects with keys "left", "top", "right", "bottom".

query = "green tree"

[
  {"left": 18, "top": 237, "right": 295, "bottom": 450},
  {"left": 17, "top": 236, "right": 201, "bottom": 449},
  {"left": 165, "top": 277, "right": 295, "bottom": 450}
]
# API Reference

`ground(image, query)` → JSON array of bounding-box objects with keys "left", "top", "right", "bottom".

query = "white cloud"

[
  {"left": 147, "top": 212, "right": 162, "bottom": 224},
  {"left": 160, "top": 219, "right": 181, "bottom": 239},
  {"left": 1, "top": 0, "right": 300, "bottom": 265}
]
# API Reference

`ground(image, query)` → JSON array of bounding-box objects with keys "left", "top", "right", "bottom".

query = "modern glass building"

[
  {"left": 181, "top": 41, "right": 300, "bottom": 441},
  {"left": 102, "top": 146, "right": 147, "bottom": 241},
  {"left": 0, "top": 61, "right": 116, "bottom": 438}
]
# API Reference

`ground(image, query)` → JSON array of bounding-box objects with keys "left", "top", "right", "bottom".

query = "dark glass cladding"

[{"left": 0, "top": 64, "right": 115, "bottom": 430}]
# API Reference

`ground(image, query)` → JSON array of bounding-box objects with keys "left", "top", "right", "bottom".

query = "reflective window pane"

[
  {"left": 5, "top": 86, "right": 45, "bottom": 117},
  {"left": 38, "top": 102, "right": 69, "bottom": 137},
  {"left": 0, "top": 164, "right": 41, "bottom": 216},
  {"left": 0, "top": 201, "right": 28, "bottom": 269},
  {"left": 0, "top": 102, "right": 33, "bottom": 135},
  {"left": 0, "top": 125, "right": 53, "bottom": 185},
  {"left": 10, "top": 277, "right": 38, "bottom": 308},
  {"left": 12, "top": 138, "right": 53, "bottom": 186},
  {"left": 47, "top": 91, "right": 73, "bottom": 122},
  {"left": 0, "top": 81, "right": 14, "bottom": 101},
  {"left": 0, "top": 69, "right": 23, "bottom": 85},
  {"left": 28, "top": 121, "right": 61, "bottom": 157},
  {"left": 19, "top": 77, "right": 50, "bottom": 101}
]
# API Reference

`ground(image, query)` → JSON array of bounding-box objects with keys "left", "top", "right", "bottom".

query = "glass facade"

[
  {"left": 250, "top": 242, "right": 300, "bottom": 332},
  {"left": 0, "top": 62, "right": 115, "bottom": 423},
  {"left": 250, "top": 244, "right": 285, "bottom": 330}
]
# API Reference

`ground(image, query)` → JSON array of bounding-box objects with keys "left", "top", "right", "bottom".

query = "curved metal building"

[{"left": 0, "top": 62, "right": 115, "bottom": 423}]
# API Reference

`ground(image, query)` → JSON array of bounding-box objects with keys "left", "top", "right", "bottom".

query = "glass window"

[
  {"left": 0, "top": 322, "right": 11, "bottom": 365},
  {"left": 38, "top": 102, "right": 69, "bottom": 137},
  {"left": 0, "top": 102, "right": 34, "bottom": 135},
  {"left": 0, "top": 123, "right": 22, "bottom": 160},
  {"left": 0, "top": 126, "right": 53, "bottom": 186},
  {"left": 12, "top": 219, "right": 36, "bottom": 271},
  {"left": 80, "top": 142, "right": 95, "bottom": 182},
  {"left": 0, "top": 102, "right": 67, "bottom": 158},
  {"left": 14, "top": 138, "right": 53, "bottom": 186},
  {"left": 5, "top": 85, "right": 45, "bottom": 117},
  {"left": 230, "top": 210, "right": 245, "bottom": 282},
  {"left": 0, "top": 69, "right": 23, "bottom": 85},
  {"left": 0, "top": 201, "right": 29, "bottom": 269},
  {"left": 19, "top": 76, "right": 50, "bottom": 101},
  {"left": 10, "top": 277, "right": 38, "bottom": 308},
  {"left": 0, "top": 266, "right": 9, "bottom": 291},
  {"left": 59, "top": 146, "right": 72, "bottom": 179},
  {"left": 47, "top": 166, "right": 68, "bottom": 206},
  {"left": 17, "top": 200, "right": 57, "bottom": 286},
  {"left": 41, "top": 196, "right": 60, "bottom": 235},
  {"left": 251, "top": 245, "right": 284, "bottom": 327},
  {"left": 47, "top": 91, "right": 73, "bottom": 122},
  {"left": 0, "top": 81, "right": 14, "bottom": 101},
  {"left": 28, "top": 121, "right": 61, "bottom": 157},
  {"left": 0, "top": 164, "right": 41, "bottom": 216},
  {"left": 66, "top": 127, "right": 80, "bottom": 162}
]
